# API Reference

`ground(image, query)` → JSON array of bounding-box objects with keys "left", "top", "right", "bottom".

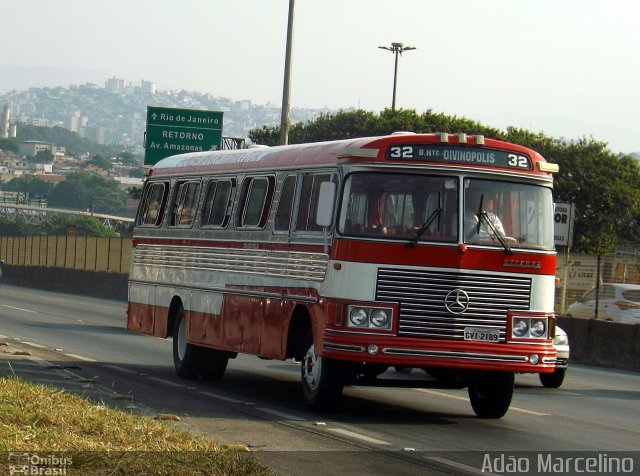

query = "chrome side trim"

[
  {"left": 382, "top": 347, "right": 529, "bottom": 363},
  {"left": 323, "top": 343, "right": 365, "bottom": 353},
  {"left": 133, "top": 244, "right": 329, "bottom": 282},
  {"left": 325, "top": 328, "right": 395, "bottom": 337}
]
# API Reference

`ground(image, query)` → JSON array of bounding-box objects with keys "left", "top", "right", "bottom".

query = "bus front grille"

[{"left": 375, "top": 268, "right": 531, "bottom": 341}]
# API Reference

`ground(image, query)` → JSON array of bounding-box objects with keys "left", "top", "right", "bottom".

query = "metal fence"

[
  {"left": 556, "top": 250, "right": 640, "bottom": 316},
  {"left": 0, "top": 236, "right": 132, "bottom": 274}
]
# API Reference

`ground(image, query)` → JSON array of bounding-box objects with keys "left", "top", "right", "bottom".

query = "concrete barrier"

[
  {"left": 2, "top": 264, "right": 128, "bottom": 301},
  {"left": 556, "top": 316, "right": 640, "bottom": 372}
]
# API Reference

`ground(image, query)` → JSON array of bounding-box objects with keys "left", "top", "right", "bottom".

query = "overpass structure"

[{"left": 0, "top": 203, "right": 134, "bottom": 229}]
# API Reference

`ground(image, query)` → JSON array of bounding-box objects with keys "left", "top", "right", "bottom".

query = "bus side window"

[
  {"left": 296, "top": 173, "right": 331, "bottom": 232},
  {"left": 170, "top": 180, "right": 201, "bottom": 227},
  {"left": 274, "top": 175, "right": 297, "bottom": 232},
  {"left": 139, "top": 182, "right": 168, "bottom": 227},
  {"left": 237, "top": 176, "right": 275, "bottom": 228},
  {"left": 201, "top": 178, "right": 235, "bottom": 228}
]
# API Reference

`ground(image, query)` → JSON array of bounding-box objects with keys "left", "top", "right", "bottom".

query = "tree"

[
  {"left": 0, "top": 138, "right": 19, "bottom": 153},
  {"left": 29, "top": 149, "right": 54, "bottom": 163},
  {"left": 48, "top": 173, "right": 126, "bottom": 215},
  {"left": 88, "top": 154, "right": 111, "bottom": 170},
  {"left": 118, "top": 151, "right": 140, "bottom": 165},
  {"left": 249, "top": 109, "right": 640, "bottom": 253},
  {"left": 2, "top": 176, "right": 53, "bottom": 203},
  {"left": 43, "top": 215, "right": 117, "bottom": 237}
]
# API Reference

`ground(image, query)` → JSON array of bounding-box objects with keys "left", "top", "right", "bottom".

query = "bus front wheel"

[
  {"left": 172, "top": 307, "right": 200, "bottom": 380},
  {"left": 301, "top": 332, "right": 345, "bottom": 411},
  {"left": 468, "top": 372, "right": 514, "bottom": 418}
]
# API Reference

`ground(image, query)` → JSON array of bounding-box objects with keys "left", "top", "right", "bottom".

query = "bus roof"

[{"left": 147, "top": 132, "right": 557, "bottom": 177}]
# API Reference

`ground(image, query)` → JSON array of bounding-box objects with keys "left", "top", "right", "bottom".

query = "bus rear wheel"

[
  {"left": 199, "top": 348, "right": 229, "bottom": 381},
  {"left": 172, "top": 307, "right": 200, "bottom": 379},
  {"left": 468, "top": 372, "right": 514, "bottom": 418},
  {"left": 301, "top": 332, "right": 345, "bottom": 411}
]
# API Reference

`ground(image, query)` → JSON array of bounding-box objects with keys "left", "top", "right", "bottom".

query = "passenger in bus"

[{"left": 368, "top": 190, "right": 396, "bottom": 234}]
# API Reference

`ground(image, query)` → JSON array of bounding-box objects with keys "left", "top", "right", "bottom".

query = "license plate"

[{"left": 464, "top": 327, "right": 500, "bottom": 342}]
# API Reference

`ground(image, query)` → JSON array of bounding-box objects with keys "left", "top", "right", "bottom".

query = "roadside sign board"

[
  {"left": 554, "top": 202, "right": 574, "bottom": 247},
  {"left": 144, "top": 106, "right": 223, "bottom": 165}
]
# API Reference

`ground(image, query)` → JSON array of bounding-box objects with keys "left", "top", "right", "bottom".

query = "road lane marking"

[
  {"left": 147, "top": 376, "right": 190, "bottom": 388},
  {"left": 65, "top": 353, "right": 96, "bottom": 362},
  {"left": 21, "top": 341, "right": 47, "bottom": 349},
  {"left": 256, "top": 407, "right": 307, "bottom": 421},
  {"left": 198, "top": 391, "right": 243, "bottom": 404},
  {"left": 2, "top": 305, "right": 37, "bottom": 313},
  {"left": 327, "top": 428, "right": 391, "bottom": 445},
  {"left": 103, "top": 364, "right": 140, "bottom": 375},
  {"left": 414, "top": 388, "right": 550, "bottom": 416}
]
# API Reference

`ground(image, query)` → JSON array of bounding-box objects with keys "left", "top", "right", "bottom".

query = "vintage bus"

[{"left": 127, "top": 132, "right": 559, "bottom": 418}]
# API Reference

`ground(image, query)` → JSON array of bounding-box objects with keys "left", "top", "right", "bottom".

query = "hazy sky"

[{"left": 2, "top": 0, "right": 639, "bottom": 152}]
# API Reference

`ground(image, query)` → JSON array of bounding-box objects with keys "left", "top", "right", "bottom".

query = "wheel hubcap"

[
  {"left": 303, "top": 344, "right": 321, "bottom": 390},
  {"left": 177, "top": 318, "right": 187, "bottom": 361}
]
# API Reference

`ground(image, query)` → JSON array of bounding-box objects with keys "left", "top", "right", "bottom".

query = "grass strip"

[{"left": 0, "top": 376, "right": 275, "bottom": 475}]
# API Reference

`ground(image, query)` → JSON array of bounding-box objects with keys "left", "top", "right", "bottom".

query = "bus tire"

[
  {"left": 301, "top": 331, "right": 345, "bottom": 412},
  {"left": 199, "top": 349, "right": 229, "bottom": 381},
  {"left": 172, "top": 307, "right": 200, "bottom": 380},
  {"left": 539, "top": 368, "right": 565, "bottom": 388},
  {"left": 468, "top": 372, "right": 514, "bottom": 418}
]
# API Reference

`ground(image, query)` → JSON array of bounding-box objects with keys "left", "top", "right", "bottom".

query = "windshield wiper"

[
  {"left": 405, "top": 206, "right": 442, "bottom": 249},
  {"left": 478, "top": 211, "right": 513, "bottom": 255}
]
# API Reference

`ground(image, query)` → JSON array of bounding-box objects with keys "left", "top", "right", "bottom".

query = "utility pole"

[
  {"left": 279, "top": 0, "right": 295, "bottom": 145},
  {"left": 378, "top": 42, "right": 416, "bottom": 111}
]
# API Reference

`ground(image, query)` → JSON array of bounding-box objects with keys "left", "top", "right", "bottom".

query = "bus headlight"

[
  {"left": 513, "top": 319, "right": 529, "bottom": 337},
  {"left": 370, "top": 309, "right": 390, "bottom": 328},
  {"left": 530, "top": 319, "right": 546, "bottom": 338},
  {"left": 349, "top": 308, "right": 368, "bottom": 327},
  {"left": 510, "top": 315, "right": 549, "bottom": 339},
  {"left": 346, "top": 305, "right": 393, "bottom": 330}
]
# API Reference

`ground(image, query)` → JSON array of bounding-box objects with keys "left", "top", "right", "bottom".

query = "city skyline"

[{"left": 2, "top": 0, "right": 639, "bottom": 153}]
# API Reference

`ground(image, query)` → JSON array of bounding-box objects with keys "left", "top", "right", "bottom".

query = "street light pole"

[
  {"left": 279, "top": 0, "right": 295, "bottom": 145},
  {"left": 378, "top": 42, "right": 416, "bottom": 111}
]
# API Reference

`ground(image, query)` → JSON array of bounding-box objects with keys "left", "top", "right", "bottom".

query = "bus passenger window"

[
  {"left": 274, "top": 175, "right": 297, "bottom": 232},
  {"left": 201, "top": 179, "right": 235, "bottom": 228},
  {"left": 237, "top": 176, "right": 274, "bottom": 228},
  {"left": 139, "top": 182, "right": 167, "bottom": 226},
  {"left": 170, "top": 180, "right": 201, "bottom": 227},
  {"left": 296, "top": 173, "right": 331, "bottom": 232}
]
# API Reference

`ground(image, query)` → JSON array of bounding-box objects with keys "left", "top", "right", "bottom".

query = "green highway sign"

[{"left": 144, "top": 106, "right": 223, "bottom": 165}]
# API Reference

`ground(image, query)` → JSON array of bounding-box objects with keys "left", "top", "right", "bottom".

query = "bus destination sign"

[{"left": 386, "top": 144, "right": 532, "bottom": 170}]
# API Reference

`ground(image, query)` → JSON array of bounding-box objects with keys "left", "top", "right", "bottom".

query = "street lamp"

[{"left": 378, "top": 42, "right": 416, "bottom": 111}]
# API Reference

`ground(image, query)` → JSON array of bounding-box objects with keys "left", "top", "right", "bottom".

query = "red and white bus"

[{"left": 127, "top": 132, "right": 559, "bottom": 418}]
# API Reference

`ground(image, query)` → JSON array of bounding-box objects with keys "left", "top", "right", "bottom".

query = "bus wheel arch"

[
  {"left": 166, "top": 296, "right": 184, "bottom": 338},
  {"left": 286, "top": 305, "right": 312, "bottom": 361}
]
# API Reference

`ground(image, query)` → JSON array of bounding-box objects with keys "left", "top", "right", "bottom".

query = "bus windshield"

[
  {"left": 339, "top": 173, "right": 554, "bottom": 250},
  {"left": 463, "top": 178, "right": 554, "bottom": 250},
  {"left": 339, "top": 173, "right": 458, "bottom": 242}
]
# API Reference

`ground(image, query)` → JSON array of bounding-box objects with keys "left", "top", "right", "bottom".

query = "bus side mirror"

[{"left": 316, "top": 181, "right": 336, "bottom": 228}]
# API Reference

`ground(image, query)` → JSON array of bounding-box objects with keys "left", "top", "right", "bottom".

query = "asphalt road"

[{"left": 1, "top": 284, "right": 639, "bottom": 475}]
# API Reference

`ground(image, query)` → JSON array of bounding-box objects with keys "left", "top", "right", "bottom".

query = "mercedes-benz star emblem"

[{"left": 444, "top": 289, "right": 470, "bottom": 314}]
